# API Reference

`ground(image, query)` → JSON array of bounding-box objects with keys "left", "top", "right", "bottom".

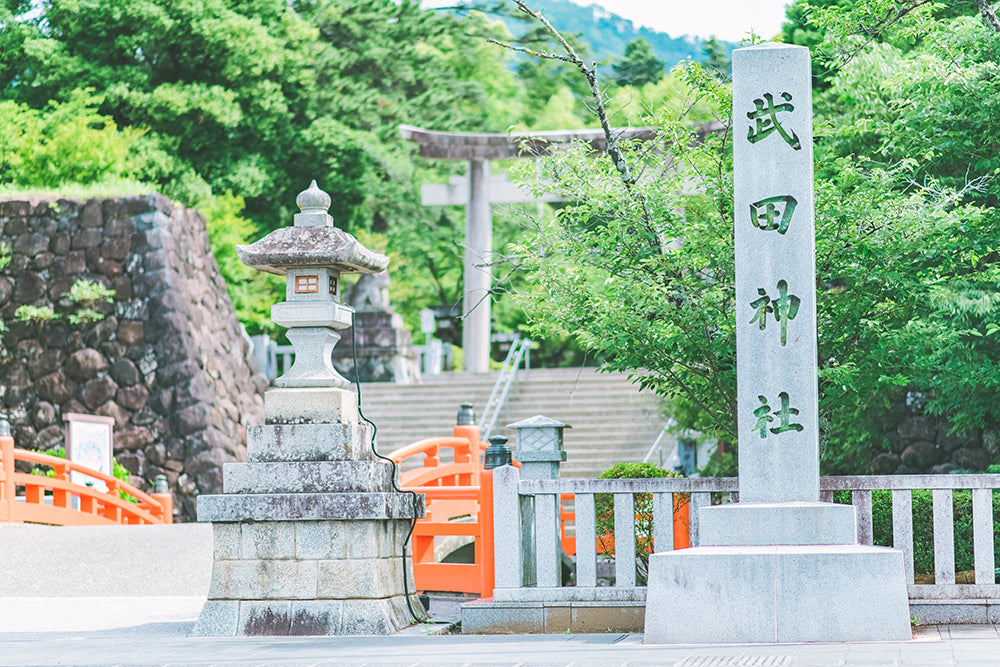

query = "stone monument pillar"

[
  {"left": 643, "top": 45, "right": 910, "bottom": 643},
  {"left": 192, "top": 182, "right": 425, "bottom": 636}
]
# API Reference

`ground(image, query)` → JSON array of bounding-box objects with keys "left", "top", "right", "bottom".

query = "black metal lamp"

[
  {"left": 483, "top": 435, "right": 512, "bottom": 469},
  {"left": 456, "top": 403, "right": 476, "bottom": 426}
]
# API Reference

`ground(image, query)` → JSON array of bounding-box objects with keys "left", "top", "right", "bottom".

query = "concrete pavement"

[{"left": 2, "top": 595, "right": 1000, "bottom": 666}]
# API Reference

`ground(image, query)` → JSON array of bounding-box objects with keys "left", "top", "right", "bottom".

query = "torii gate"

[{"left": 400, "top": 125, "right": 657, "bottom": 373}]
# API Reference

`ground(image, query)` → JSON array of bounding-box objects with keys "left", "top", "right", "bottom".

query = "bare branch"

[
  {"left": 833, "top": 0, "right": 937, "bottom": 63},
  {"left": 978, "top": 0, "right": 1000, "bottom": 32},
  {"left": 488, "top": 0, "right": 663, "bottom": 253}
]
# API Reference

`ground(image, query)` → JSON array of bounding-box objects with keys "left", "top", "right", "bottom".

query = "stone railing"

[{"left": 486, "top": 468, "right": 1000, "bottom": 625}]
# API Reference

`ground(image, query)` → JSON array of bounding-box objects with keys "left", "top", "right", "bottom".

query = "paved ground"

[{"left": 1, "top": 596, "right": 999, "bottom": 666}]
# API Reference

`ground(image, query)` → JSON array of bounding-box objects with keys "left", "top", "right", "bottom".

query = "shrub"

[
  {"left": 595, "top": 462, "right": 684, "bottom": 585},
  {"left": 14, "top": 304, "right": 59, "bottom": 325},
  {"left": 63, "top": 279, "right": 115, "bottom": 324}
]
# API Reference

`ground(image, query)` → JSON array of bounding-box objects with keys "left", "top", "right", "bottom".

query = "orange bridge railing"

[
  {"left": 390, "top": 423, "right": 496, "bottom": 597},
  {"left": 0, "top": 431, "right": 172, "bottom": 525},
  {"left": 389, "top": 418, "right": 692, "bottom": 598}
]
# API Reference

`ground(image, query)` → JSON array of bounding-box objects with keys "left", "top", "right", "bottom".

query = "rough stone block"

[
  {"left": 341, "top": 599, "right": 396, "bottom": 635},
  {"left": 240, "top": 601, "right": 291, "bottom": 636},
  {"left": 246, "top": 423, "right": 367, "bottom": 462},
  {"left": 571, "top": 604, "right": 645, "bottom": 633},
  {"left": 295, "top": 521, "right": 347, "bottom": 560},
  {"left": 699, "top": 502, "right": 857, "bottom": 546},
  {"left": 543, "top": 606, "right": 571, "bottom": 632},
  {"left": 290, "top": 600, "right": 344, "bottom": 635},
  {"left": 317, "top": 559, "right": 378, "bottom": 599},
  {"left": 462, "top": 602, "right": 544, "bottom": 634},
  {"left": 212, "top": 523, "right": 241, "bottom": 560},
  {"left": 316, "top": 557, "right": 403, "bottom": 600},
  {"left": 644, "top": 544, "right": 911, "bottom": 644},
  {"left": 774, "top": 545, "right": 911, "bottom": 642},
  {"left": 343, "top": 521, "right": 380, "bottom": 559},
  {"left": 223, "top": 460, "right": 393, "bottom": 494},
  {"left": 264, "top": 387, "right": 358, "bottom": 425},
  {"left": 207, "top": 559, "right": 268, "bottom": 600},
  {"left": 197, "top": 492, "right": 424, "bottom": 523},
  {"left": 268, "top": 559, "right": 318, "bottom": 599},
  {"left": 911, "top": 601, "right": 989, "bottom": 625},
  {"left": 241, "top": 522, "right": 296, "bottom": 560},
  {"left": 645, "top": 547, "right": 776, "bottom": 643},
  {"left": 190, "top": 600, "right": 240, "bottom": 637}
]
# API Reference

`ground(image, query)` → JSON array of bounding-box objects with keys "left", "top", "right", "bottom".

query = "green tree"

[
  {"left": 500, "top": 1, "right": 1000, "bottom": 474},
  {"left": 701, "top": 36, "right": 731, "bottom": 78},
  {"left": 0, "top": 90, "right": 142, "bottom": 189},
  {"left": 0, "top": 0, "right": 534, "bottom": 339},
  {"left": 612, "top": 38, "right": 666, "bottom": 88}
]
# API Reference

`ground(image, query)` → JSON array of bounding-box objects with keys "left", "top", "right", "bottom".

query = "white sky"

[
  {"left": 424, "top": 1, "right": 793, "bottom": 42},
  {"left": 576, "top": 0, "right": 792, "bottom": 41}
]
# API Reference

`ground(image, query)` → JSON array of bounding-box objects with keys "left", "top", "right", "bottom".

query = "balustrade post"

[
  {"left": 0, "top": 416, "right": 12, "bottom": 522},
  {"left": 480, "top": 468, "right": 496, "bottom": 597},
  {"left": 492, "top": 464, "right": 522, "bottom": 589},
  {"left": 151, "top": 473, "right": 173, "bottom": 524}
]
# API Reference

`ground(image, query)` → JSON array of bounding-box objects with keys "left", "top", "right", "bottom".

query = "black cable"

[{"left": 349, "top": 310, "right": 445, "bottom": 626}]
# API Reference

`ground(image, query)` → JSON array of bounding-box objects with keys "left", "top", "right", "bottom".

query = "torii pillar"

[{"left": 400, "top": 125, "right": 657, "bottom": 373}]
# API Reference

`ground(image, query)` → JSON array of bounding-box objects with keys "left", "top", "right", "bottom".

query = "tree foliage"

[
  {"left": 501, "top": 1, "right": 1000, "bottom": 473},
  {"left": 612, "top": 38, "right": 666, "bottom": 88}
]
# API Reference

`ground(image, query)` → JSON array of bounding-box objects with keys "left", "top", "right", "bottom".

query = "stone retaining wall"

[
  {"left": 0, "top": 194, "right": 266, "bottom": 520},
  {"left": 870, "top": 389, "right": 996, "bottom": 475}
]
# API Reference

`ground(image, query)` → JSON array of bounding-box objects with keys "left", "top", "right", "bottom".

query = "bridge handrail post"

[{"left": 480, "top": 468, "right": 496, "bottom": 598}]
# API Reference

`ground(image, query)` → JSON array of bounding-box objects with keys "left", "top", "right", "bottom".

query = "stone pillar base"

[
  {"left": 643, "top": 544, "right": 911, "bottom": 644},
  {"left": 194, "top": 595, "right": 420, "bottom": 636},
  {"left": 191, "top": 518, "right": 422, "bottom": 636},
  {"left": 699, "top": 502, "right": 858, "bottom": 546}
]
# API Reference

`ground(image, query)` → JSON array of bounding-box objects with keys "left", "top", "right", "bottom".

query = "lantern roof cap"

[
  {"left": 236, "top": 181, "right": 389, "bottom": 276},
  {"left": 506, "top": 415, "right": 569, "bottom": 429}
]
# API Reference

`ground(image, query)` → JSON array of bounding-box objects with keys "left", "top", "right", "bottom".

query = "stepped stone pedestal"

[{"left": 193, "top": 181, "right": 424, "bottom": 636}]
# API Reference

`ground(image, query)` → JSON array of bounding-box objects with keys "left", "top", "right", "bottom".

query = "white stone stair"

[{"left": 357, "top": 368, "right": 672, "bottom": 480}]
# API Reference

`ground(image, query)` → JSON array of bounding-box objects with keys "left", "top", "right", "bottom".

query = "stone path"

[{"left": 1, "top": 596, "right": 999, "bottom": 666}]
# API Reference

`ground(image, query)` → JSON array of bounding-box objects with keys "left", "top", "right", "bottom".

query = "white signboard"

[{"left": 64, "top": 413, "right": 114, "bottom": 492}]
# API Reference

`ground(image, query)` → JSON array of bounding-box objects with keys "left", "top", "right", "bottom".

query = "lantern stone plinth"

[{"left": 193, "top": 182, "right": 424, "bottom": 637}]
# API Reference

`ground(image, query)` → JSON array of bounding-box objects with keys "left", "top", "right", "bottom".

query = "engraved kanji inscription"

[
  {"left": 752, "top": 391, "right": 804, "bottom": 438},
  {"left": 750, "top": 195, "right": 797, "bottom": 234},
  {"left": 749, "top": 279, "right": 800, "bottom": 346},
  {"left": 747, "top": 92, "right": 801, "bottom": 150}
]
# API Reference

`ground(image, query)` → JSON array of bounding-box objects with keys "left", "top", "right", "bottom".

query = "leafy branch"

[{"left": 487, "top": 0, "right": 662, "bottom": 253}]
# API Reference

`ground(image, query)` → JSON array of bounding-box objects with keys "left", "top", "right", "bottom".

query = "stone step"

[{"left": 354, "top": 368, "right": 668, "bottom": 479}]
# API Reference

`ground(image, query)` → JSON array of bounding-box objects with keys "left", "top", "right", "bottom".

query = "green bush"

[
  {"left": 63, "top": 279, "right": 115, "bottom": 325},
  {"left": 595, "top": 462, "right": 683, "bottom": 585},
  {"left": 14, "top": 304, "right": 59, "bottom": 325},
  {"left": 834, "top": 488, "right": 1000, "bottom": 577}
]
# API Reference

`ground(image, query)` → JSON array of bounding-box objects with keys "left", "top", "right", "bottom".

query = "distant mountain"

[{"left": 474, "top": 0, "right": 735, "bottom": 69}]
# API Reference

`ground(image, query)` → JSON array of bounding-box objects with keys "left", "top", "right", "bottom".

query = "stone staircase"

[{"left": 358, "top": 367, "right": 672, "bottom": 479}]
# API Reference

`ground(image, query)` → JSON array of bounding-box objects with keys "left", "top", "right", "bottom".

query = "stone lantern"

[
  {"left": 508, "top": 415, "right": 569, "bottom": 480},
  {"left": 236, "top": 180, "right": 387, "bottom": 388},
  {"left": 193, "top": 182, "right": 425, "bottom": 637}
]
